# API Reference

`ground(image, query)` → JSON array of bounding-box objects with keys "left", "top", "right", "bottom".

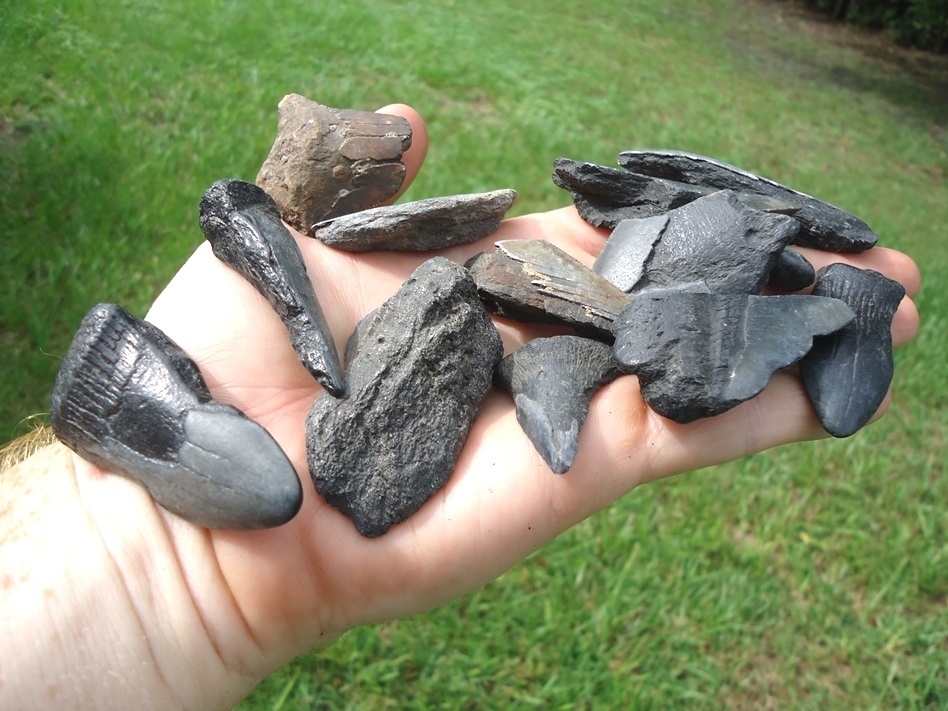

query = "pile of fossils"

[{"left": 50, "top": 94, "right": 904, "bottom": 537}]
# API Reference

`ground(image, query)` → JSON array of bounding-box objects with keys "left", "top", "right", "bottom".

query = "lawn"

[{"left": 1, "top": 0, "right": 945, "bottom": 708}]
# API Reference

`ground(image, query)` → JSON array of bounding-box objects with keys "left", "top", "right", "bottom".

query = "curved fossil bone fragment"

[
  {"left": 612, "top": 292, "right": 856, "bottom": 423},
  {"left": 199, "top": 179, "right": 346, "bottom": 397},
  {"left": 495, "top": 336, "right": 623, "bottom": 474},
  {"left": 311, "top": 189, "right": 517, "bottom": 252},
  {"left": 465, "top": 239, "right": 631, "bottom": 340},
  {"left": 616, "top": 149, "right": 878, "bottom": 253},
  {"left": 256, "top": 94, "right": 412, "bottom": 232},
  {"left": 50, "top": 303, "right": 302, "bottom": 529},
  {"left": 800, "top": 264, "right": 905, "bottom": 437}
]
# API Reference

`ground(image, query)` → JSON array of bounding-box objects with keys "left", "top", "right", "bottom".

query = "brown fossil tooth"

[
  {"left": 800, "top": 264, "right": 905, "bottom": 437},
  {"left": 495, "top": 336, "right": 623, "bottom": 474},
  {"left": 50, "top": 303, "right": 302, "bottom": 529},
  {"left": 465, "top": 239, "right": 631, "bottom": 340},
  {"left": 616, "top": 149, "right": 878, "bottom": 252},
  {"left": 256, "top": 94, "right": 412, "bottom": 232},
  {"left": 199, "top": 179, "right": 346, "bottom": 397},
  {"left": 306, "top": 257, "right": 503, "bottom": 538},
  {"left": 311, "top": 189, "right": 517, "bottom": 252}
]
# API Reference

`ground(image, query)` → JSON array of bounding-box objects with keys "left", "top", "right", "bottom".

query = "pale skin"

[{"left": 0, "top": 104, "right": 921, "bottom": 710}]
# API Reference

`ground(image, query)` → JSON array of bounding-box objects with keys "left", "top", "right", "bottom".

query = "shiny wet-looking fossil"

[{"left": 50, "top": 95, "right": 904, "bottom": 533}]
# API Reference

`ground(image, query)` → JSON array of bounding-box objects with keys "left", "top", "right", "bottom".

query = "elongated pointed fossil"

[
  {"left": 256, "top": 94, "right": 413, "bottom": 232},
  {"left": 465, "top": 239, "right": 631, "bottom": 340},
  {"left": 495, "top": 336, "right": 622, "bottom": 474},
  {"left": 199, "top": 179, "right": 346, "bottom": 397},
  {"left": 307, "top": 257, "right": 503, "bottom": 537},
  {"left": 617, "top": 150, "right": 878, "bottom": 252},
  {"left": 311, "top": 189, "right": 517, "bottom": 252},
  {"left": 553, "top": 158, "right": 799, "bottom": 230},
  {"left": 50, "top": 303, "right": 302, "bottom": 529},
  {"left": 612, "top": 292, "right": 855, "bottom": 423},
  {"left": 592, "top": 191, "right": 799, "bottom": 295},
  {"left": 800, "top": 264, "right": 905, "bottom": 437}
]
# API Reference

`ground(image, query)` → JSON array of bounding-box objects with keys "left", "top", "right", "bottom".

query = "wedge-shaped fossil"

[
  {"left": 553, "top": 158, "right": 797, "bottom": 230},
  {"left": 256, "top": 94, "right": 412, "bottom": 232},
  {"left": 466, "top": 239, "right": 631, "bottom": 339},
  {"left": 199, "top": 179, "right": 346, "bottom": 397},
  {"left": 50, "top": 304, "right": 302, "bottom": 529},
  {"left": 311, "top": 189, "right": 517, "bottom": 251},
  {"left": 592, "top": 191, "right": 799, "bottom": 295},
  {"left": 306, "top": 257, "right": 503, "bottom": 537},
  {"left": 495, "top": 336, "right": 623, "bottom": 474},
  {"left": 617, "top": 150, "right": 878, "bottom": 252},
  {"left": 612, "top": 292, "right": 855, "bottom": 423},
  {"left": 800, "top": 264, "right": 905, "bottom": 437}
]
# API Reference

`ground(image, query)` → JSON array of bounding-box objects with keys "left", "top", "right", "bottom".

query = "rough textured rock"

[
  {"left": 199, "top": 179, "right": 345, "bottom": 397},
  {"left": 50, "top": 303, "right": 302, "bottom": 529},
  {"left": 612, "top": 292, "right": 855, "bottom": 423},
  {"left": 306, "top": 257, "right": 503, "bottom": 537},
  {"left": 592, "top": 191, "right": 799, "bottom": 295},
  {"left": 311, "top": 189, "right": 517, "bottom": 251},
  {"left": 553, "top": 157, "right": 799, "bottom": 230},
  {"left": 495, "top": 336, "right": 623, "bottom": 473},
  {"left": 800, "top": 264, "right": 905, "bottom": 437},
  {"left": 256, "top": 94, "right": 412, "bottom": 232},
  {"left": 769, "top": 247, "right": 816, "bottom": 292},
  {"left": 465, "top": 239, "right": 631, "bottom": 340},
  {"left": 617, "top": 149, "right": 878, "bottom": 252}
]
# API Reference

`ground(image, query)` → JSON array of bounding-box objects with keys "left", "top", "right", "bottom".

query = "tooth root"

[
  {"left": 800, "top": 264, "right": 905, "bottom": 437},
  {"left": 199, "top": 179, "right": 346, "bottom": 397},
  {"left": 50, "top": 303, "right": 302, "bottom": 529}
]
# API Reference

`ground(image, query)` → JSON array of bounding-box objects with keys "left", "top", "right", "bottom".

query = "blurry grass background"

[{"left": 2, "top": 0, "right": 945, "bottom": 707}]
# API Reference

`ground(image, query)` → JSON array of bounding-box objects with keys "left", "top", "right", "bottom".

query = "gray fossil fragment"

[
  {"left": 592, "top": 191, "right": 799, "bottom": 295},
  {"left": 612, "top": 292, "right": 855, "bottom": 423},
  {"left": 617, "top": 150, "right": 878, "bottom": 252},
  {"left": 306, "top": 257, "right": 503, "bottom": 537},
  {"left": 465, "top": 239, "right": 631, "bottom": 340},
  {"left": 256, "top": 94, "right": 412, "bottom": 232},
  {"left": 199, "top": 179, "right": 346, "bottom": 397},
  {"left": 311, "top": 189, "right": 517, "bottom": 251},
  {"left": 552, "top": 157, "right": 800, "bottom": 230},
  {"left": 50, "top": 304, "right": 302, "bottom": 529},
  {"left": 769, "top": 248, "right": 816, "bottom": 292},
  {"left": 800, "top": 264, "right": 905, "bottom": 437},
  {"left": 495, "top": 336, "right": 623, "bottom": 474}
]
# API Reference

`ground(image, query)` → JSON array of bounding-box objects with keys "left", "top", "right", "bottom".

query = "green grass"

[{"left": 2, "top": 0, "right": 946, "bottom": 708}]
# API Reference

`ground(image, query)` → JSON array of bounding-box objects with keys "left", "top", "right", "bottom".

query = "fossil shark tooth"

[
  {"left": 465, "top": 239, "right": 631, "bottom": 340},
  {"left": 612, "top": 292, "right": 855, "bottom": 423},
  {"left": 592, "top": 191, "right": 799, "bottom": 295},
  {"left": 800, "top": 263, "right": 905, "bottom": 437},
  {"left": 306, "top": 257, "right": 503, "bottom": 537},
  {"left": 50, "top": 303, "right": 302, "bottom": 529},
  {"left": 768, "top": 247, "right": 816, "bottom": 292},
  {"left": 616, "top": 149, "right": 878, "bottom": 253},
  {"left": 310, "top": 189, "right": 517, "bottom": 251},
  {"left": 495, "top": 336, "right": 623, "bottom": 474},
  {"left": 199, "top": 179, "right": 346, "bottom": 397},
  {"left": 256, "top": 94, "right": 412, "bottom": 232}
]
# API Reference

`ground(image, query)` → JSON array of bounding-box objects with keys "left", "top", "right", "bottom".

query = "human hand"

[{"left": 3, "top": 104, "right": 921, "bottom": 710}]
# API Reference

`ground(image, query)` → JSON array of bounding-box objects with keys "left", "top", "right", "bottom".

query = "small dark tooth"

[
  {"left": 306, "top": 257, "right": 503, "bottom": 538},
  {"left": 311, "top": 189, "right": 517, "bottom": 252},
  {"left": 800, "top": 263, "right": 905, "bottom": 437},
  {"left": 50, "top": 303, "right": 302, "bottom": 529},
  {"left": 256, "top": 94, "right": 412, "bottom": 232},
  {"left": 465, "top": 239, "right": 631, "bottom": 340},
  {"left": 199, "top": 179, "right": 346, "bottom": 397},
  {"left": 616, "top": 149, "right": 878, "bottom": 253},
  {"left": 593, "top": 191, "right": 799, "bottom": 295},
  {"left": 611, "top": 292, "right": 855, "bottom": 423},
  {"left": 769, "top": 248, "right": 816, "bottom": 292},
  {"left": 495, "top": 336, "right": 623, "bottom": 474}
]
